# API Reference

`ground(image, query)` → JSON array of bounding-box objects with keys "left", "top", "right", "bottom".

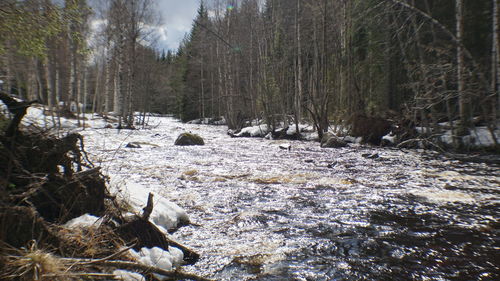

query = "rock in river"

[
  {"left": 174, "top": 133, "right": 205, "bottom": 146},
  {"left": 321, "top": 133, "right": 347, "bottom": 148}
]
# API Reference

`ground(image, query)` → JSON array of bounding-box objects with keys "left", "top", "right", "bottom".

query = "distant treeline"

[{"left": 1, "top": 0, "right": 498, "bottom": 143}]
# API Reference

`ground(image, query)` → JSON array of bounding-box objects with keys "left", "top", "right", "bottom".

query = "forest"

[
  {"left": 1, "top": 0, "right": 499, "bottom": 148},
  {"left": 1, "top": 1, "right": 499, "bottom": 280}
]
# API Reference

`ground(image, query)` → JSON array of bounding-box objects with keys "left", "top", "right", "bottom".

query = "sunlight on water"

[
  {"left": 80, "top": 117, "right": 500, "bottom": 280},
  {"left": 412, "top": 190, "right": 475, "bottom": 203}
]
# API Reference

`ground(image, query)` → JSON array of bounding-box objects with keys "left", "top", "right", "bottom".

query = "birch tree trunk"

[
  {"left": 113, "top": 56, "right": 122, "bottom": 117},
  {"left": 104, "top": 49, "right": 112, "bottom": 114}
]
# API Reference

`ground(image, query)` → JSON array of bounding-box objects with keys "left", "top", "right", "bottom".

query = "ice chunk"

[
  {"left": 113, "top": 179, "right": 189, "bottom": 230},
  {"left": 128, "top": 246, "right": 184, "bottom": 279}
]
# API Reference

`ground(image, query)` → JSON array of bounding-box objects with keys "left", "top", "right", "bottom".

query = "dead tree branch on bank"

[
  {"left": 61, "top": 257, "right": 214, "bottom": 281},
  {"left": 141, "top": 192, "right": 154, "bottom": 220}
]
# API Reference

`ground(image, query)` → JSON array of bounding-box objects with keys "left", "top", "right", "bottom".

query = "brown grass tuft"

[{"left": 1, "top": 241, "right": 67, "bottom": 281}]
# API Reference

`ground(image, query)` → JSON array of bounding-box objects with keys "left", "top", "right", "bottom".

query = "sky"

[
  {"left": 85, "top": 0, "right": 200, "bottom": 52},
  {"left": 156, "top": 0, "right": 200, "bottom": 51}
]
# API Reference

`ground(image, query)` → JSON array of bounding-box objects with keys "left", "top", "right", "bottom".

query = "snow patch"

[
  {"left": 63, "top": 214, "right": 101, "bottom": 228},
  {"left": 437, "top": 127, "right": 499, "bottom": 148},
  {"left": 286, "top": 124, "right": 314, "bottom": 135},
  {"left": 187, "top": 116, "right": 226, "bottom": 125},
  {"left": 128, "top": 246, "right": 184, "bottom": 278},
  {"left": 113, "top": 269, "right": 145, "bottom": 281},
  {"left": 235, "top": 124, "right": 270, "bottom": 137},
  {"left": 470, "top": 127, "right": 499, "bottom": 147},
  {"left": 111, "top": 178, "right": 189, "bottom": 231},
  {"left": 0, "top": 100, "right": 8, "bottom": 115},
  {"left": 382, "top": 133, "right": 396, "bottom": 144}
]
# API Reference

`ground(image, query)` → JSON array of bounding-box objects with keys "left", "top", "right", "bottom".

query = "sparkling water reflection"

[{"left": 81, "top": 117, "right": 499, "bottom": 280}]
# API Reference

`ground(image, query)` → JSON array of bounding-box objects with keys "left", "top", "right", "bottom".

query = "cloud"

[
  {"left": 156, "top": 0, "right": 199, "bottom": 51},
  {"left": 87, "top": 0, "right": 199, "bottom": 51}
]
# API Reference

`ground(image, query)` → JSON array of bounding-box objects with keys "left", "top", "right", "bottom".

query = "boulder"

[
  {"left": 174, "top": 133, "right": 205, "bottom": 146},
  {"left": 321, "top": 133, "right": 348, "bottom": 148}
]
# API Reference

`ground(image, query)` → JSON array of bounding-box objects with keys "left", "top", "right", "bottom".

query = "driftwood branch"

[
  {"left": 42, "top": 272, "right": 116, "bottom": 278},
  {"left": 61, "top": 257, "right": 214, "bottom": 281},
  {"left": 72, "top": 243, "right": 137, "bottom": 266},
  {"left": 142, "top": 192, "right": 154, "bottom": 220}
]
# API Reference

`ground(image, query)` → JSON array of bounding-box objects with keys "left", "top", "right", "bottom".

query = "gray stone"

[
  {"left": 321, "top": 133, "right": 347, "bottom": 148},
  {"left": 174, "top": 133, "right": 205, "bottom": 146}
]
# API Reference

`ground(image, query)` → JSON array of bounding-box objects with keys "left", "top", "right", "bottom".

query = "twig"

[
  {"left": 43, "top": 272, "right": 116, "bottom": 278},
  {"left": 63, "top": 240, "right": 138, "bottom": 274},
  {"left": 8, "top": 177, "right": 47, "bottom": 200},
  {"left": 397, "top": 135, "right": 446, "bottom": 152},
  {"left": 60, "top": 258, "right": 214, "bottom": 281},
  {"left": 71, "top": 243, "right": 137, "bottom": 266}
]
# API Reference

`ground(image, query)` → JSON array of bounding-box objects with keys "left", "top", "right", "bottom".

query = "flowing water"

[{"left": 81, "top": 117, "right": 499, "bottom": 280}]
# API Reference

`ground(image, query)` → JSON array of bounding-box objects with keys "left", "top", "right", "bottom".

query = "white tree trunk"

[
  {"left": 113, "top": 60, "right": 122, "bottom": 116},
  {"left": 104, "top": 50, "right": 112, "bottom": 113}
]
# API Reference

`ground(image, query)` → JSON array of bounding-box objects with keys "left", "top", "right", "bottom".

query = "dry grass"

[
  {"left": 1, "top": 241, "right": 67, "bottom": 281},
  {"left": 56, "top": 222, "right": 127, "bottom": 261},
  {"left": 1, "top": 223, "right": 130, "bottom": 280}
]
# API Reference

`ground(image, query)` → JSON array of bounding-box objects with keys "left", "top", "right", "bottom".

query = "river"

[{"left": 81, "top": 116, "right": 499, "bottom": 280}]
